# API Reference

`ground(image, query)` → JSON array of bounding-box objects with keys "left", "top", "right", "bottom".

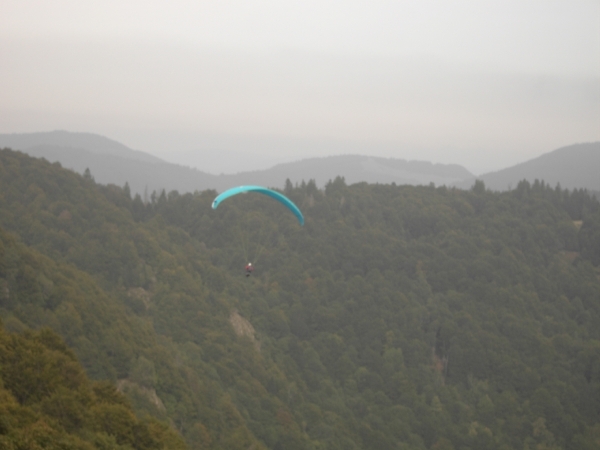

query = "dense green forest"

[
  {"left": 0, "top": 323, "right": 186, "bottom": 449},
  {"left": 1, "top": 147, "right": 599, "bottom": 449}
]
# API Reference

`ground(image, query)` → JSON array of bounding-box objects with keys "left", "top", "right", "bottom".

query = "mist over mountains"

[
  {"left": 0, "top": 130, "right": 163, "bottom": 164},
  {"left": 0, "top": 131, "right": 473, "bottom": 195},
  {"left": 1, "top": 131, "right": 598, "bottom": 197},
  {"left": 458, "top": 142, "right": 600, "bottom": 192}
]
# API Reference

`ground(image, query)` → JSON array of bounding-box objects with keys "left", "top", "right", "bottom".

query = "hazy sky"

[{"left": 2, "top": 0, "right": 599, "bottom": 174}]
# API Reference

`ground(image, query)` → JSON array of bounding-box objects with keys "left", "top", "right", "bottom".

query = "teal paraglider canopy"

[{"left": 212, "top": 186, "right": 304, "bottom": 225}]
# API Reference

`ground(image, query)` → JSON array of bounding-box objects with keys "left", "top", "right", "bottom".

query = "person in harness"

[{"left": 245, "top": 262, "right": 254, "bottom": 277}]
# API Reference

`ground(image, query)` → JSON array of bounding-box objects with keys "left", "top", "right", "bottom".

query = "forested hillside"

[
  {"left": 1, "top": 148, "right": 600, "bottom": 449},
  {"left": 0, "top": 322, "right": 186, "bottom": 449}
]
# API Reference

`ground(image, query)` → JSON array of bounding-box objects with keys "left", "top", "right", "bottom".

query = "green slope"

[
  {"left": 1, "top": 148, "right": 600, "bottom": 449},
  {"left": 0, "top": 323, "right": 186, "bottom": 449}
]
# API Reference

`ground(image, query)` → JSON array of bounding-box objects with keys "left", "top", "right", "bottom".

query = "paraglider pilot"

[{"left": 245, "top": 263, "right": 254, "bottom": 277}]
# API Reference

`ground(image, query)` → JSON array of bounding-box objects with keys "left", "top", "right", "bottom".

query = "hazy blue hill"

[
  {"left": 0, "top": 130, "right": 163, "bottom": 163},
  {"left": 1, "top": 131, "right": 475, "bottom": 196},
  {"left": 0, "top": 131, "right": 219, "bottom": 197},
  {"left": 4, "top": 133, "right": 598, "bottom": 196},
  {"left": 222, "top": 154, "right": 473, "bottom": 188},
  {"left": 17, "top": 144, "right": 219, "bottom": 199},
  {"left": 458, "top": 142, "right": 600, "bottom": 191}
]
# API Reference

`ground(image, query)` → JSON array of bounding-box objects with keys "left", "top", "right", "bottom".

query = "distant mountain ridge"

[
  {"left": 0, "top": 131, "right": 219, "bottom": 196},
  {"left": 3, "top": 131, "right": 597, "bottom": 196},
  {"left": 458, "top": 142, "right": 600, "bottom": 191},
  {"left": 0, "top": 130, "right": 163, "bottom": 164},
  {"left": 0, "top": 131, "right": 475, "bottom": 196},
  {"left": 228, "top": 154, "right": 473, "bottom": 188}
]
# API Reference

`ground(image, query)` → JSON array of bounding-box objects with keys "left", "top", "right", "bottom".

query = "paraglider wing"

[{"left": 212, "top": 185, "right": 304, "bottom": 225}]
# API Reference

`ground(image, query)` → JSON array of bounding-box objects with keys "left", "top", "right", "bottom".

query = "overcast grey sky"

[{"left": 1, "top": 0, "right": 599, "bottom": 174}]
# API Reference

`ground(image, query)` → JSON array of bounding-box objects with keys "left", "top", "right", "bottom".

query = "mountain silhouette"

[
  {"left": 5, "top": 132, "right": 597, "bottom": 196},
  {"left": 457, "top": 142, "right": 600, "bottom": 191}
]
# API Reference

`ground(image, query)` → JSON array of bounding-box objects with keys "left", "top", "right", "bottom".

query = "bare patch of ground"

[{"left": 229, "top": 309, "right": 260, "bottom": 351}]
